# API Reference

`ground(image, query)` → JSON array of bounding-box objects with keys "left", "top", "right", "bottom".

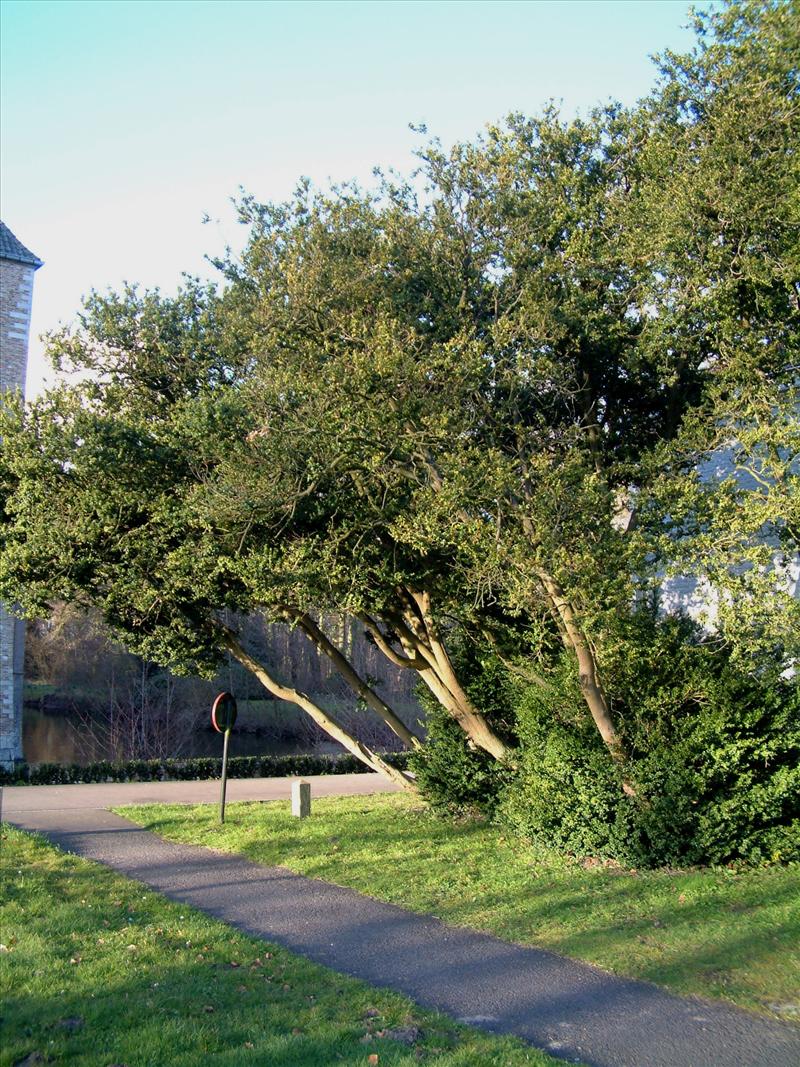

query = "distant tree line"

[{"left": 25, "top": 605, "right": 421, "bottom": 762}]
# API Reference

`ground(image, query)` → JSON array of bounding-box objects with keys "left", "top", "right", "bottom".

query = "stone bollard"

[{"left": 291, "top": 779, "right": 311, "bottom": 818}]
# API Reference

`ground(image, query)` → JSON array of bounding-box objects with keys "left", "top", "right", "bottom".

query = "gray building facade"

[{"left": 1, "top": 222, "right": 42, "bottom": 768}]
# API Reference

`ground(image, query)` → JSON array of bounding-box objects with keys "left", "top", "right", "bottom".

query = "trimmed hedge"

[{"left": 0, "top": 750, "right": 410, "bottom": 787}]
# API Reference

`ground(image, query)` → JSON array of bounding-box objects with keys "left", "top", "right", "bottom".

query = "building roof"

[{"left": 0, "top": 222, "right": 43, "bottom": 268}]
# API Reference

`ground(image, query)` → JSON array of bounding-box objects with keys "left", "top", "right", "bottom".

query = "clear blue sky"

[{"left": 1, "top": 0, "right": 696, "bottom": 395}]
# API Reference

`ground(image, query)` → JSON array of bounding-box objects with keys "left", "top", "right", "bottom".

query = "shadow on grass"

[
  {"left": 1, "top": 828, "right": 554, "bottom": 1067},
  {"left": 421, "top": 868, "right": 800, "bottom": 1008},
  {"left": 2, "top": 956, "right": 456, "bottom": 1067}
]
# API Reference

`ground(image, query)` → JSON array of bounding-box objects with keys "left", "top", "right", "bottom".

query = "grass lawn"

[
  {"left": 119, "top": 793, "right": 800, "bottom": 1021},
  {"left": 0, "top": 824, "right": 562, "bottom": 1067}
]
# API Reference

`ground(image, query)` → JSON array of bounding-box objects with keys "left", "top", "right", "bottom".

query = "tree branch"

[
  {"left": 212, "top": 619, "right": 417, "bottom": 791},
  {"left": 276, "top": 605, "right": 423, "bottom": 750}
]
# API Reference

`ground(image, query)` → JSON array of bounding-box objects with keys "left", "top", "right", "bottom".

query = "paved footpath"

[{"left": 3, "top": 776, "right": 799, "bottom": 1067}]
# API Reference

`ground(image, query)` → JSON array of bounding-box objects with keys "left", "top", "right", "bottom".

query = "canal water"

[{"left": 22, "top": 706, "right": 342, "bottom": 765}]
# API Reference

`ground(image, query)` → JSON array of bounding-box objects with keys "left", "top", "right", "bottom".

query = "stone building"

[{"left": 1, "top": 222, "right": 42, "bottom": 769}]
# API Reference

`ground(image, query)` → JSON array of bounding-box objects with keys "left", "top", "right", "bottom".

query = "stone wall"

[
  {"left": 0, "top": 258, "right": 35, "bottom": 392},
  {"left": 1, "top": 254, "right": 37, "bottom": 767}
]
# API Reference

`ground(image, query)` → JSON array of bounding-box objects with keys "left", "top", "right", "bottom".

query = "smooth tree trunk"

[
  {"left": 358, "top": 589, "right": 512, "bottom": 763},
  {"left": 408, "top": 590, "right": 511, "bottom": 759},
  {"left": 275, "top": 605, "right": 424, "bottom": 750},
  {"left": 218, "top": 625, "right": 417, "bottom": 792},
  {"left": 535, "top": 569, "right": 635, "bottom": 796},
  {"left": 396, "top": 452, "right": 633, "bottom": 788}
]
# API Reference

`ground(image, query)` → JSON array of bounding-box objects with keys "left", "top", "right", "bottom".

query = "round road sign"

[{"left": 211, "top": 692, "right": 238, "bottom": 733}]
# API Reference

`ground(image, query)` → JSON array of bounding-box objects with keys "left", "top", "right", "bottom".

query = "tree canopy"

[{"left": 2, "top": 1, "right": 798, "bottom": 808}]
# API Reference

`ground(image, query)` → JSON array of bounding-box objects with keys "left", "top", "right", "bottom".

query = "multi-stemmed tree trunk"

[
  {"left": 358, "top": 588, "right": 511, "bottom": 762},
  {"left": 216, "top": 593, "right": 512, "bottom": 789},
  {"left": 217, "top": 621, "right": 418, "bottom": 790},
  {"left": 273, "top": 605, "right": 423, "bottom": 751}
]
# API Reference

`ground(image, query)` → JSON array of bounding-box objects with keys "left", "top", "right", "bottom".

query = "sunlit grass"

[
  {"left": 0, "top": 824, "right": 565, "bottom": 1067},
  {"left": 120, "top": 793, "right": 800, "bottom": 1020}
]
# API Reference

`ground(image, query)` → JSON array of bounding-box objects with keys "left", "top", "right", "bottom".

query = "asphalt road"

[
  {"left": 3, "top": 776, "right": 799, "bottom": 1067},
  {"left": 0, "top": 772, "right": 402, "bottom": 816}
]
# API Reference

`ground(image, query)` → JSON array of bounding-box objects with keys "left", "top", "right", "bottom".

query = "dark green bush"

[
  {"left": 498, "top": 655, "right": 634, "bottom": 859},
  {"left": 500, "top": 617, "right": 800, "bottom": 867},
  {"left": 0, "top": 750, "right": 410, "bottom": 787},
  {"left": 409, "top": 643, "right": 518, "bottom": 815},
  {"left": 629, "top": 670, "right": 800, "bottom": 866}
]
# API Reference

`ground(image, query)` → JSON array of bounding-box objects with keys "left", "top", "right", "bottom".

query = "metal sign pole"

[
  {"left": 211, "top": 692, "right": 238, "bottom": 825},
  {"left": 220, "top": 725, "right": 231, "bottom": 823}
]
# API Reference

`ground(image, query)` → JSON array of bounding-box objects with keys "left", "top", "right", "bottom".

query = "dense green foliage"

[
  {"left": 411, "top": 614, "right": 800, "bottom": 866},
  {"left": 501, "top": 622, "right": 800, "bottom": 866},
  {"left": 1, "top": 1, "right": 798, "bottom": 861}
]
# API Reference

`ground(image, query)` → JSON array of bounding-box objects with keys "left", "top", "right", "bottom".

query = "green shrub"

[
  {"left": 498, "top": 655, "right": 635, "bottom": 859},
  {"left": 630, "top": 669, "right": 800, "bottom": 866},
  {"left": 500, "top": 617, "right": 800, "bottom": 867},
  {"left": 409, "top": 643, "right": 518, "bottom": 815}
]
